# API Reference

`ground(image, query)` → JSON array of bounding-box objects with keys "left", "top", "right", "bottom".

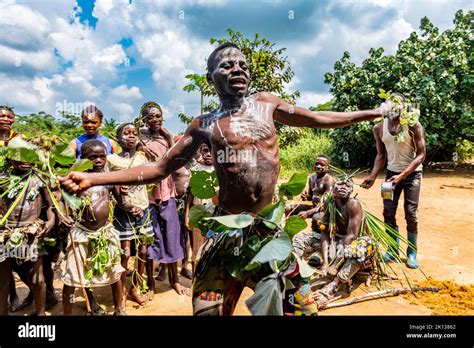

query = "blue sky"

[{"left": 0, "top": 0, "right": 471, "bottom": 134}]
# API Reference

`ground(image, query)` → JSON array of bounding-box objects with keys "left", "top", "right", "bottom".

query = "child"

[
  {"left": 107, "top": 123, "right": 153, "bottom": 306},
  {"left": 184, "top": 143, "right": 217, "bottom": 274},
  {"left": 0, "top": 158, "right": 55, "bottom": 316},
  {"left": 61, "top": 140, "right": 127, "bottom": 315}
]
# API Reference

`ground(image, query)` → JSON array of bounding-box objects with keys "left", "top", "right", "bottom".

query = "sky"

[{"left": 0, "top": 0, "right": 471, "bottom": 134}]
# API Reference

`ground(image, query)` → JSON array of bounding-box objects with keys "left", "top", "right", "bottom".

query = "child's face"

[
  {"left": 144, "top": 108, "right": 163, "bottom": 132},
  {"left": 82, "top": 113, "right": 102, "bottom": 136},
  {"left": 83, "top": 146, "right": 107, "bottom": 172},
  {"left": 10, "top": 160, "right": 32, "bottom": 173},
  {"left": 119, "top": 125, "right": 138, "bottom": 150},
  {"left": 200, "top": 145, "right": 213, "bottom": 165},
  {"left": 0, "top": 109, "right": 15, "bottom": 131},
  {"left": 313, "top": 157, "right": 329, "bottom": 175}
]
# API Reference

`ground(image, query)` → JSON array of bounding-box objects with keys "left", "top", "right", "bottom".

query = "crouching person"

[{"left": 310, "top": 178, "right": 374, "bottom": 308}]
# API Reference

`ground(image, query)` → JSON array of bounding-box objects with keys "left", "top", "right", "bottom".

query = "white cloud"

[
  {"left": 298, "top": 92, "right": 332, "bottom": 109},
  {"left": 109, "top": 84, "right": 142, "bottom": 101}
]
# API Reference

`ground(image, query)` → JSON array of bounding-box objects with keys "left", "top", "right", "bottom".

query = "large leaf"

[
  {"left": 246, "top": 231, "right": 292, "bottom": 268},
  {"left": 284, "top": 215, "right": 307, "bottom": 238},
  {"left": 257, "top": 199, "right": 285, "bottom": 228},
  {"left": 189, "top": 170, "right": 219, "bottom": 199},
  {"left": 203, "top": 213, "right": 254, "bottom": 233},
  {"left": 52, "top": 144, "right": 75, "bottom": 166},
  {"left": 6, "top": 138, "right": 41, "bottom": 165},
  {"left": 245, "top": 273, "right": 284, "bottom": 316},
  {"left": 69, "top": 159, "right": 93, "bottom": 173},
  {"left": 188, "top": 204, "right": 214, "bottom": 235},
  {"left": 295, "top": 255, "right": 316, "bottom": 278},
  {"left": 278, "top": 172, "right": 307, "bottom": 199},
  {"left": 222, "top": 235, "right": 261, "bottom": 278}
]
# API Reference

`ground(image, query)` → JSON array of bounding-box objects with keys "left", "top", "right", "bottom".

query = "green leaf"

[
  {"left": 203, "top": 213, "right": 254, "bottom": 233},
  {"left": 257, "top": 199, "right": 285, "bottom": 228},
  {"left": 188, "top": 204, "right": 214, "bottom": 235},
  {"left": 295, "top": 255, "right": 316, "bottom": 278},
  {"left": 246, "top": 231, "right": 292, "bottom": 268},
  {"left": 70, "top": 159, "right": 93, "bottom": 173},
  {"left": 284, "top": 216, "right": 307, "bottom": 238},
  {"left": 43, "top": 237, "right": 57, "bottom": 246},
  {"left": 245, "top": 273, "right": 283, "bottom": 315},
  {"left": 189, "top": 170, "right": 219, "bottom": 199},
  {"left": 223, "top": 235, "right": 261, "bottom": 278},
  {"left": 6, "top": 138, "right": 41, "bottom": 165},
  {"left": 278, "top": 172, "right": 307, "bottom": 199},
  {"left": 52, "top": 144, "right": 75, "bottom": 166},
  {"left": 62, "top": 191, "right": 82, "bottom": 211}
]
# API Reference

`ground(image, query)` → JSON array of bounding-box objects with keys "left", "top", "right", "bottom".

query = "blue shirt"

[{"left": 74, "top": 133, "right": 113, "bottom": 158}]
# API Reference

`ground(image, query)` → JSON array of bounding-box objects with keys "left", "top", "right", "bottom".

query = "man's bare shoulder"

[
  {"left": 409, "top": 122, "right": 424, "bottom": 134},
  {"left": 373, "top": 122, "right": 383, "bottom": 136},
  {"left": 253, "top": 92, "right": 280, "bottom": 104},
  {"left": 347, "top": 197, "right": 362, "bottom": 213}
]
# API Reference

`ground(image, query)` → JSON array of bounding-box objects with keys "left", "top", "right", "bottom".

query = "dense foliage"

[{"left": 325, "top": 10, "right": 473, "bottom": 166}]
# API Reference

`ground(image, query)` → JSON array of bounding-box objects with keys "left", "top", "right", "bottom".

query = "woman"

[{"left": 138, "top": 101, "right": 190, "bottom": 297}]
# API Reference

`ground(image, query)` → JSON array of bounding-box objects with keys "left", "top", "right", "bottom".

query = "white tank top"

[{"left": 381, "top": 118, "right": 422, "bottom": 173}]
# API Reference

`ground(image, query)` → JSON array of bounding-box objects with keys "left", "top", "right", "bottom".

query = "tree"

[
  {"left": 13, "top": 111, "right": 83, "bottom": 142},
  {"left": 178, "top": 28, "right": 301, "bottom": 147},
  {"left": 325, "top": 10, "right": 473, "bottom": 166}
]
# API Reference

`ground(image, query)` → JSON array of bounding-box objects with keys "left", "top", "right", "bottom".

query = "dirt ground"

[{"left": 10, "top": 167, "right": 474, "bottom": 316}]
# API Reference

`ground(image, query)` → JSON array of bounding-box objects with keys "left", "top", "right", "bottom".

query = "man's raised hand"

[{"left": 59, "top": 172, "right": 92, "bottom": 194}]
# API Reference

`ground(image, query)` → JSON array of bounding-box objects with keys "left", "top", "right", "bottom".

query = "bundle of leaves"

[
  {"left": 189, "top": 171, "right": 313, "bottom": 286},
  {"left": 0, "top": 137, "right": 92, "bottom": 225}
]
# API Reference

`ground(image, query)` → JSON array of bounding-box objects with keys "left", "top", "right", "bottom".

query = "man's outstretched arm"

[
  {"left": 60, "top": 119, "right": 205, "bottom": 193},
  {"left": 262, "top": 92, "right": 391, "bottom": 128}
]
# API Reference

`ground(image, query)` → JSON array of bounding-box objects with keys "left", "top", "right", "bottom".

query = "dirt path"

[{"left": 11, "top": 169, "right": 474, "bottom": 316}]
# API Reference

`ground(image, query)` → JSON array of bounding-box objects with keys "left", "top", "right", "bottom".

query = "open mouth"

[{"left": 229, "top": 77, "right": 247, "bottom": 87}]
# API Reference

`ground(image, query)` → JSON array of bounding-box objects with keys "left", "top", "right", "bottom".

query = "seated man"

[
  {"left": 286, "top": 155, "right": 334, "bottom": 222},
  {"left": 312, "top": 178, "right": 375, "bottom": 308},
  {"left": 291, "top": 155, "right": 334, "bottom": 265}
]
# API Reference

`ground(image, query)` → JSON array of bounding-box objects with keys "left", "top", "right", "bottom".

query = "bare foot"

[
  {"left": 128, "top": 288, "right": 147, "bottom": 306},
  {"left": 171, "top": 282, "right": 191, "bottom": 296},
  {"left": 113, "top": 308, "right": 127, "bottom": 316}
]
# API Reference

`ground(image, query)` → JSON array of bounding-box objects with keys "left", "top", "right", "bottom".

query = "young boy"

[
  {"left": 108, "top": 123, "right": 153, "bottom": 306},
  {"left": 0, "top": 158, "right": 55, "bottom": 316},
  {"left": 287, "top": 155, "right": 334, "bottom": 224},
  {"left": 61, "top": 140, "right": 126, "bottom": 315},
  {"left": 184, "top": 143, "right": 217, "bottom": 274}
]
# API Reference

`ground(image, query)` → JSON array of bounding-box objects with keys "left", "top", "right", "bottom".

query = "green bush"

[
  {"left": 325, "top": 10, "right": 473, "bottom": 166},
  {"left": 456, "top": 139, "right": 474, "bottom": 162},
  {"left": 279, "top": 131, "right": 334, "bottom": 178}
]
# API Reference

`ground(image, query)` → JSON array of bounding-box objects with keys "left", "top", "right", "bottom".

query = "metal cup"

[{"left": 381, "top": 181, "right": 394, "bottom": 200}]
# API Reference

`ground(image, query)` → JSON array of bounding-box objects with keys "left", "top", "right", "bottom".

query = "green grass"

[{"left": 278, "top": 131, "right": 334, "bottom": 179}]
